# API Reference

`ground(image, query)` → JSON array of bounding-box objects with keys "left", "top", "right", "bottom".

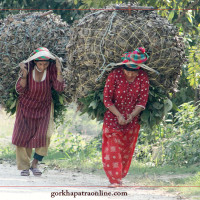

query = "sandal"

[
  {"left": 21, "top": 169, "right": 30, "bottom": 176},
  {"left": 30, "top": 167, "right": 42, "bottom": 176}
]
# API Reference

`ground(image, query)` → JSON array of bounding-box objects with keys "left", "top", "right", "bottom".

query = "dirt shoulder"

[{"left": 0, "top": 161, "right": 187, "bottom": 200}]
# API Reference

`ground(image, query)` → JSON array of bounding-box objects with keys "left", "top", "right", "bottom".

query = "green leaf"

[
  {"left": 168, "top": 11, "right": 174, "bottom": 21},
  {"left": 58, "top": 95, "right": 64, "bottom": 105},
  {"left": 186, "top": 11, "right": 193, "bottom": 24},
  {"left": 54, "top": 0, "right": 65, "bottom": 2},
  {"left": 98, "top": 93, "right": 103, "bottom": 102},
  {"left": 153, "top": 102, "right": 163, "bottom": 109},
  {"left": 141, "top": 110, "right": 150, "bottom": 122},
  {"left": 154, "top": 112, "right": 163, "bottom": 117},
  {"left": 89, "top": 101, "right": 97, "bottom": 109},
  {"left": 164, "top": 98, "right": 173, "bottom": 114},
  {"left": 10, "top": 99, "right": 16, "bottom": 110},
  {"left": 172, "top": 103, "right": 180, "bottom": 112}
]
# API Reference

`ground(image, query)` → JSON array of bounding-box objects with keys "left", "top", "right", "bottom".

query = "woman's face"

[
  {"left": 35, "top": 61, "right": 50, "bottom": 72},
  {"left": 123, "top": 69, "right": 138, "bottom": 79}
]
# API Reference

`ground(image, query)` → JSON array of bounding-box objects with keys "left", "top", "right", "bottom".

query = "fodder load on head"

[
  {"left": 65, "top": 3, "right": 185, "bottom": 102},
  {"left": 0, "top": 11, "right": 70, "bottom": 107}
]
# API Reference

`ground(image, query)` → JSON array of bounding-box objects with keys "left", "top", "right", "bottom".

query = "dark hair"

[
  {"left": 122, "top": 64, "right": 140, "bottom": 71},
  {"left": 29, "top": 59, "right": 54, "bottom": 69},
  {"left": 34, "top": 59, "right": 54, "bottom": 63}
]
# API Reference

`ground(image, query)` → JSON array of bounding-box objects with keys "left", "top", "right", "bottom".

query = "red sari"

[
  {"left": 102, "top": 67, "right": 149, "bottom": 184},
  {"left": 12, "top": 63, "right": 64, "bottom": 148}
]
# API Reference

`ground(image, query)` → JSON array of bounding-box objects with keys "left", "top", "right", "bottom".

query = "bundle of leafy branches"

[
  {"left": 79, "top": 84, "right": 173, "bottom": 130},
  {"left": 65, "top": 3, "right": 185, "bottom": 129},
  {"left": 0, "top": 11, "right": 70, "bottom": 125},
  {"left": 5, "top": 87, "right": 67, "bottom": 127},
  {"left": 65, "top": 3, "right": 185, "bottom": 103}
]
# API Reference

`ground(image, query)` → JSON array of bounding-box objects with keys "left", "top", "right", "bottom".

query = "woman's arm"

[
  {"left": 107, "top": 105, "right": 127, "bottom": 125},
  {"left": 20, "top": 77, "right": 27, "bottom": 88},
  {"left": 19, "top": 62, "right": 28, "bottom": 88},
  {"left": 56, "top": 57, "right": 63, "bottom": 82},
  {"left": 127, "top": 72, "right": 150, "bottom": 123},
  {"left": 126, "top": 106, "right": 144, "bottom": 123},
  {"left": 103, "top": 71, "right": 127, "bottom": 126},
  {"left": 50, "top": 60, "right": 64, "bottom": 92},
  {"left": 15, "top": 62, "right": 28, "bottom": 94}
]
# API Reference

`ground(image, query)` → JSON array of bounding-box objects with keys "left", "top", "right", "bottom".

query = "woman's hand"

[
  {"left": 107, "top": 105, "right": 127, "bottom": 125},
  {"left": 19, "top": 62, "right": 28, "bottom": 78},
  {"left": 126, "top": 113, "right": 134, "bottom": 124},
  {"left": 55, "top": 57, "right": 63, "bottom": 82},
  {"left": 126, "top": 106, "right": 144, "bottom": 124},
  {"left": 55, "top": 57, "right": 62, "bottom": 72},
  {"left": 117, "top": 114, "right": 127, "bottom": 125}
]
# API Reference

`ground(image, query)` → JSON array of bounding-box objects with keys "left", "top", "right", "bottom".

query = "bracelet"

[{"left": 57, "top": 71, "right": 62, "bottom": 76}]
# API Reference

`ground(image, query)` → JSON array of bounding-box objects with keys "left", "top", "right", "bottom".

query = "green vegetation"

[{"left": 137, "top": 101, "right": 200, "bottom": 167}]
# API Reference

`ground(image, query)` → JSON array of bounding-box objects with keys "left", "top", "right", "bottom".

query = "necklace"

[{"left": 35, "top": 65, "right": 42, "bottom": 72}]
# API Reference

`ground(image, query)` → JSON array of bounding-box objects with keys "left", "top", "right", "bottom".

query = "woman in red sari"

[
  {"left": 102, "top": 47, "right": 149, "bottom": 187},
  {"left": 12, "top": 47, "right": 64, "bottom": 176}
]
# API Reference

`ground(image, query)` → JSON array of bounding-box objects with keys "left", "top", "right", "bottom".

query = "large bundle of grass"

[
  {"left": 64, "top": 3, "right": 185, "bottom": 128},
  {"left": 0, "top": 11, "right": 70, "bottom": 118}
]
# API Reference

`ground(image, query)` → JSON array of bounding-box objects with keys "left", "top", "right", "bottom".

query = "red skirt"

[{"left": 102, "top": 124, "right": 140, "bottom": 184}]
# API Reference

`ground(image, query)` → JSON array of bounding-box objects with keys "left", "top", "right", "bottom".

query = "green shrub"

[{"left": 136, "top": 101, "right": 200, "bottom": 166}]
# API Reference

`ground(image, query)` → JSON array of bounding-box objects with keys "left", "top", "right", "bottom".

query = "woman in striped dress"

[
  {"left": 12, "top": 47, "right": 64, "bottom": 176},
  {"left": 102, "top": 47, "right": 150, "bottom": 187}
]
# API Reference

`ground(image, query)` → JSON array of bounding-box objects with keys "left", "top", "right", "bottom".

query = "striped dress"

[{"left": 12, "top": 62, "right": 64, "bottom": 148}]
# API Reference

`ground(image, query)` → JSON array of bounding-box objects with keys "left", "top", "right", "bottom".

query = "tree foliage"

[{"left": 0, "top": 0, "right": 84, "bottom": 24}]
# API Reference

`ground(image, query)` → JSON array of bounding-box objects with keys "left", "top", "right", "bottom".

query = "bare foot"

[
  {"left": 108, "top": 183, "right": 121, "bottom": 188},
  {"left": 31, "top": 159, "right": 39, "bottom": 169},
  {"left": 30, "top": 159, "right": 42, "bottom": 176}
]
